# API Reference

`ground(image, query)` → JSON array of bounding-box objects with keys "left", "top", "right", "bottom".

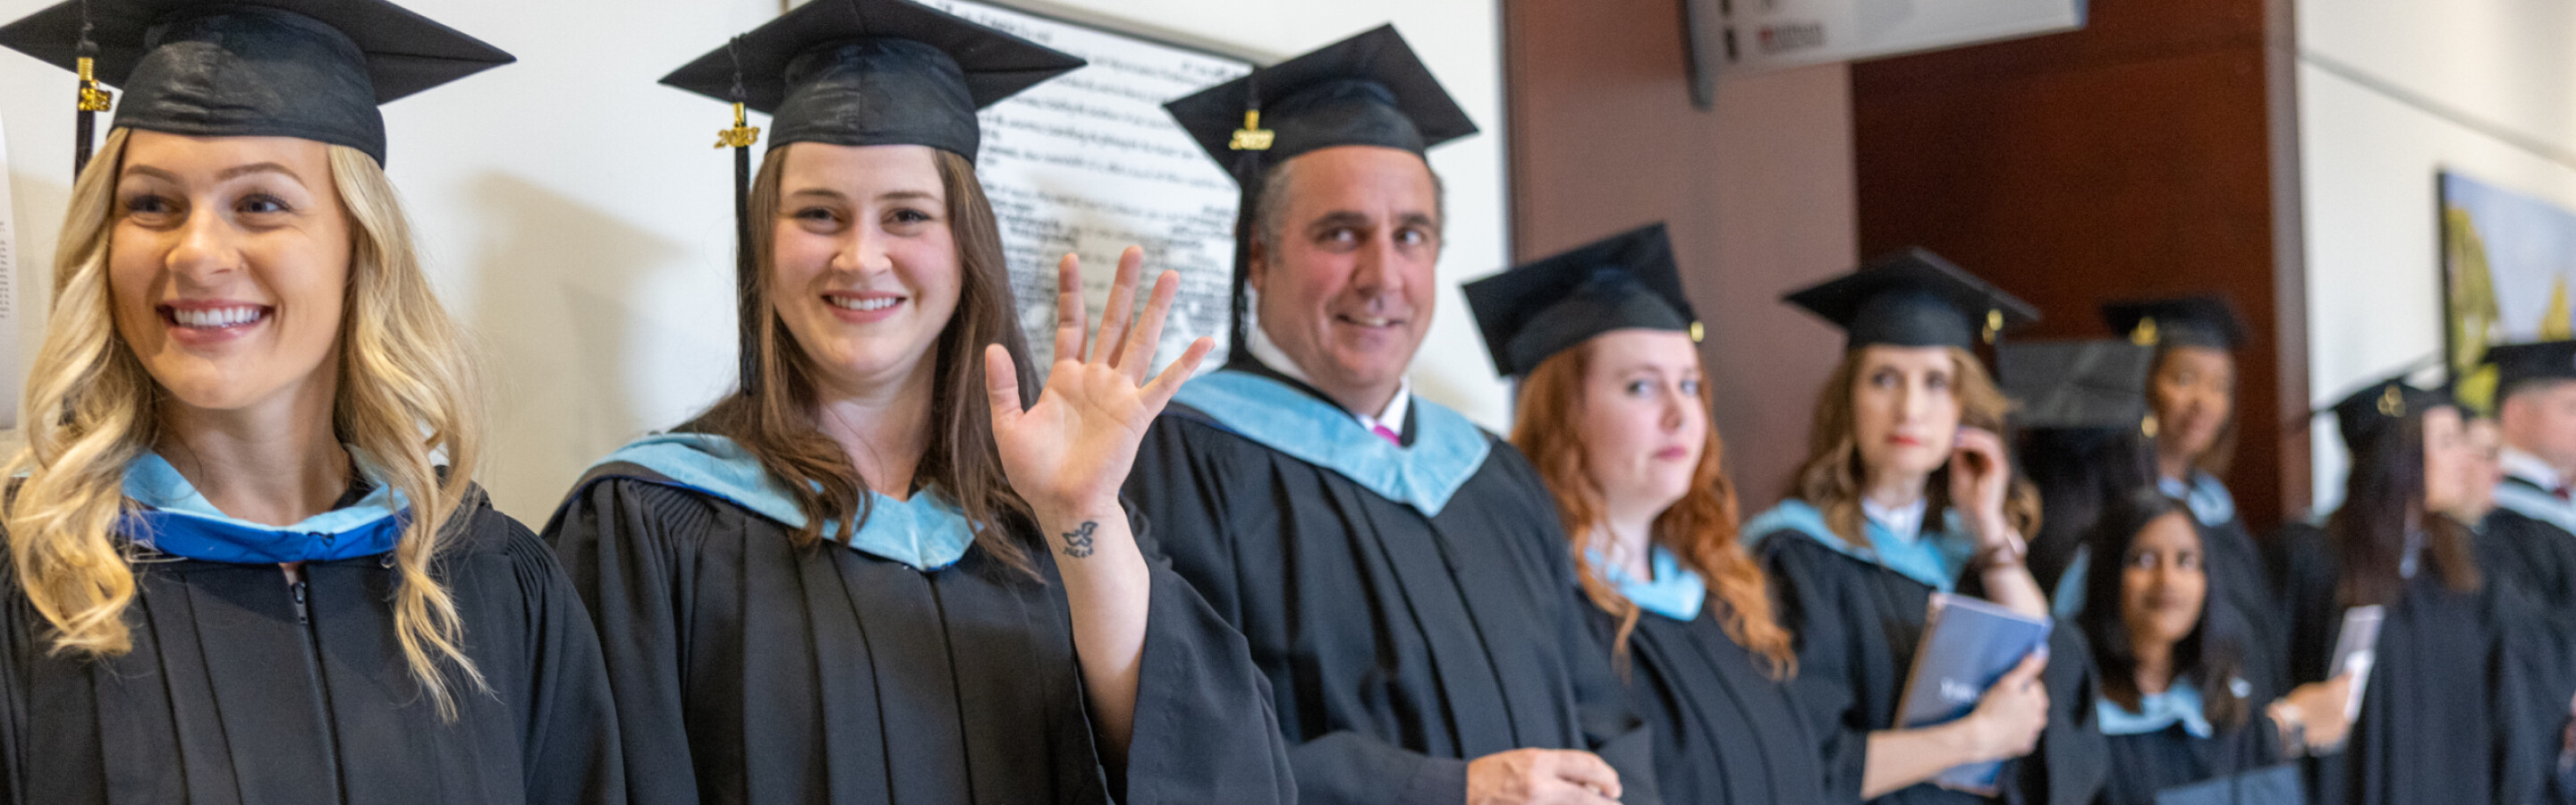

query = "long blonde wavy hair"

[
  {"left": 1512, "top": 339, "right": 1795, "bottom": 679},
  {"left": 1789, "top": 346, "right": 2041, "bottom": 548},
  {"left": 4, "top": 129, "right": 490, "bottom": 717}
]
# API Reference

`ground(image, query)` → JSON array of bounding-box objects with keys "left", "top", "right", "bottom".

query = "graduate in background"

[
  {"left": 1997, "top": 339, "right": 2159, "bottom": 616},
  {"left": 1746, "top": 250, "right": 2106, "bottom": 805},
  {"left": 1130, "top": 25, "right": 1658, "bottom": 805},
  {"left": 2275, "top": 377, "right": 2566, "bottom": 805},
  {"left": 2474, "top": 342, "right": 2576, "bottom": 625},
  {"left": 2080, "top": 487, "right": 2350, "bottom": 805},
  {"left": 542, "top": 2, "right": 1293, "bottom": 802},
  {"left": 2100, "top": 296, "right": 2285, "bottom": 697},
  {"left": 0, "top": 1, "right": 624, "bottom": 801},
  {"left": 1467, "top": 223, "right": 1827, "bottom": 805}
]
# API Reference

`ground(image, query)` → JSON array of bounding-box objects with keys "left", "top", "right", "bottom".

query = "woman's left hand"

[
  {"left": 986, "top": 246, "right": 1215, "bottom": 521},
  {"left": 1949, "top": 426, "right": 2017, "bottom": 547}
]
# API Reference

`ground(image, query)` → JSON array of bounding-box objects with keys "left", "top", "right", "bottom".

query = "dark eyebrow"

[
  {"left": 877, "top": 190, "right": 940, "bottom": 203},
  {"left": 1395, "top": 212, "right": 1438, "bottom": 232},
  {"left": 786, "top": 188, "right": 849, "bottom": 202},
  {"left": 1304, "top": 210, "right": 1372, "bottom": 235}
]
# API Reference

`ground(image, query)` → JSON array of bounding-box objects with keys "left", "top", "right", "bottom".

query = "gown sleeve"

[
  {"left": 487, "top": 513, "right": 630, "bottom": 805},
  {"left": 540, "top": 476, "right": 710, "bottom": 805},
  {"left": 1490, "top": 448, "right": 1663, "bottom": 805},
  {"left": 1756, "top": 534, "right": 1871, "bottom": 804},
  {"left": 1113, "top": 505, "right": 1299, "bottom": 805},
  {"left": 1127, "top": 418, "right": 1463, "bottom": 805}
]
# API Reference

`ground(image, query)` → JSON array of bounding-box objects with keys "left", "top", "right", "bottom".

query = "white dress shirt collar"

[{"left": 1246, "top": 323, "right": 1411, "bottom": 437}]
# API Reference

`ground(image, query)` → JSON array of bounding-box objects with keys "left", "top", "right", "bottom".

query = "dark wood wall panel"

[
  {"left": 1852, "top": 0, "right": 2309, "bottom": 529},
  {"left": 1505, "top": 0, "right": 1864, "bottom": 506}
]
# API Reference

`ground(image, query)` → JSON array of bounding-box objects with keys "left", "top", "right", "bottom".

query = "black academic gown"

[
  {"left": 1754, "top": 514, "right": 2108, "bottom": 805},
  {"left": 2185, "top": 484, "right": 2291, "bottom": 706},
  {"left": 2097, "top": 716, "right": 2283, "bottom": 805},
  {"left": 2273, "top": 522, "right": 2563, "bottom": 805},
  {"left": 545, "top": 465, "right": 1295, "bottom": 805},
  {"left": 1122, "top": 365, "right": 1661, "bottom": 805},
  {"left": 2478, "top": 478, "right": 2576, "bottom": 802},
  {"left": 0, "top": 497, "right": 625, "bottom": 805},
  {"left": 1588, "top": 604, "right": 1830, "bottom": 805}
]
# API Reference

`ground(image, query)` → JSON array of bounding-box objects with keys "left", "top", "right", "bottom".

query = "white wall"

[
  {"left": 2295, "top": 0, "right": 2576, "bottom": 510},
  {"left": 0, "top": 0, "right": 1509, "bottom": 523}
]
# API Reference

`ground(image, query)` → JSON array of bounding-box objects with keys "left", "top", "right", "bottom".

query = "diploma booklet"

[{"left": 1895, "top": 592, "right": 2054, "bottom": 794}]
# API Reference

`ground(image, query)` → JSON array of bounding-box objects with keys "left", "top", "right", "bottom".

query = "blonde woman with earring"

[{"left": 0, "top": 1, "right": 623, "bottom": 802}]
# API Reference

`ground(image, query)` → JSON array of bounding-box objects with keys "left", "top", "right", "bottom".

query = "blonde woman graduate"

[
  {"left": 541, "top": 1, "right": 1294, "bottom": 802},
  {"left": 0, "top": 1, "right": 625, "bottom": 802},
  {"left": 1744, "top": 251, "right": 2106, "bottom": 805}
]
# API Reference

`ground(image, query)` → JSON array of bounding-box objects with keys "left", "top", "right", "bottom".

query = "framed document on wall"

[
  {"left": 916, "top": 0, "right": 1253, "bottom": 373},
  {"left": 2438, "top": 170, "right": 2576, "bottom": 413}
]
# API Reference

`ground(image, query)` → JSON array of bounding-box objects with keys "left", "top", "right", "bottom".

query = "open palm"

[{"left": 986, "top": 246, "right": 1214, "bottom": 517}]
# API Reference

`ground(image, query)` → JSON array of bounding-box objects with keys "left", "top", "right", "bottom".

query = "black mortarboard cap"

[
  {"left": 663, "top": 0, "right": 1080, "bottom": 396},
  {"left": 0, "top": 0, "right": 514, "bottom": 166},
  {"left": 660, "top": 0, "right": 1083, "bottom": 161},
  {"left": 2328, "top": 374, "right": 2456, "bottom": 453},
  {"left": 2482, "top": 339, "right": 2576, "bottom": 396},
  {"left": 2101, "top": 295, "right": 2250, "bottom": 351},
  {"left": 1783, "top": 248, "right": 2041, "bottom": 349},
  {"left": 1997, "top": 339, "right": 2155, "bottom": 432},
  {"left": 1164, "top": 25, "right": 1478, "bottom": 361},
  {"left": 1165, "top": 24, "right": 1477, "bottom": 172},
  {"left": 1463, "top": 223, "right": 1699, "bottom": 377}
]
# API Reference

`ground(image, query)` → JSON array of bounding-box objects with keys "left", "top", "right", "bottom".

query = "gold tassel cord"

[
  {"left": 75, "top": 56, "right": 111, "bottom": 112},
  {"left": 715, "top": 102, "right": 760, "bottom": 149},
  {"left": 1229, "top": 110, "right": 1274, "bottom": 151}
]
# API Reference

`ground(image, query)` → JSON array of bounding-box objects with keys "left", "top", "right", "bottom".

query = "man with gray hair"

[{"left": 1123, "top": 25, "right": 1658, "bottom": 805}]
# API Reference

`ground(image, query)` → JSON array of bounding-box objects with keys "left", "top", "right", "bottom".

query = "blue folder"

[{"left": 1894, "top": 592, "right": 2054, "bottom": 794}]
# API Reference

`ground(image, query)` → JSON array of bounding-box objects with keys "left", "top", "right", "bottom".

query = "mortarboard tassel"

[
  {"left": 1221, "top": 72, "right": 1272, "bottom": 364},
  {"left": 71, "top": 0, "right": 111, "bottom": 177},
  {"left": 716, "top": 37, "right": 763, "bottom": 396}
]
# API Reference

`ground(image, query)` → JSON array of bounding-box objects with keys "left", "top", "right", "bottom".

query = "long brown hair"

[
  {"left": 2327, "top": 409, "right": 2479, "bottom": 606},
  {"left": 2080, "top": 488, "right": 2253, "bottom": 731},
  {"left": 685, "top": 145, "right": 1039, "bottom": 575},
  {"left": 1512, "top": 339, "right": 1795, "bottom": 678},
  {"left": 1787, "top": 346, "right": 2041, "bottom": 549}
]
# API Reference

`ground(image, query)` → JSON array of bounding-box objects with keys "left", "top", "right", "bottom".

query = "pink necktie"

[{"left": 1371, "top": 423, "right": 1402, "bottom": 446}]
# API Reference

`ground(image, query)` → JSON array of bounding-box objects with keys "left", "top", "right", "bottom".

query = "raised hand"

[
  {"left": 985, "top": 245, "right": 1216, "bottom": 521},
  {"left": 1949, "top": 426, "right": 2018, "bottom": 547}
]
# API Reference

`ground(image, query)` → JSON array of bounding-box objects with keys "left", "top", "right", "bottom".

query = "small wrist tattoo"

[{"left": 1062, "top": 521, "right": 1098, "bottom": 558}]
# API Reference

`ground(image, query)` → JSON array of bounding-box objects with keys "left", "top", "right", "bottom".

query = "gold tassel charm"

[
  {"left": 714, "top": 102, "right": 759, "bottom": 149},
  {"left": 1983, "top": 309, "right": 2004, "bottom": 344},
  {"left": 2130, "top": 317, "right": 2161, "bottom": 347},
  {"left": 2377, "top": 385, "right": 2407, "bottom": 418},
  {"left": 75, "top": 55, "right": 111, "bottom": 112},
  {"left": 1229, "top": 109, "right": 1274, "bottom": 151}
]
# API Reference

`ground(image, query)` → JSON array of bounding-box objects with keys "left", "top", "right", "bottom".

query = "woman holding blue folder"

[{"left": 1747, "top": 250, "right": 2105, "bottom": 805}]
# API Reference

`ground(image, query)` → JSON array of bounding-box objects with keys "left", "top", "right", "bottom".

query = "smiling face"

[
  {"left": 1573, "top": 330, "right": 1707, "bottom": 519},
  {"left": 767, "top": 143, "right": 962, "bottom": 398},
  {"left": 1850, "top": 345, "right": 1963, "bottom": 481},
  {"left": 2119, "top": 511, "right": 2207, "bottom": 657},
  {"left": 2150, "top": 346, "right": 2236, "bottom": 470},
  {"left": 1248, "top": 145, "right": 1442, "bottom": 410},
  {"left": 109, "top": 131, "right": 351, "bottom": 414}
]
